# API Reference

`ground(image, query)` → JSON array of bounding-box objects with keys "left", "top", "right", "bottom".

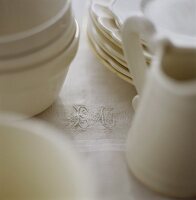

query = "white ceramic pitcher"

[
  {"left": 122, "top": 0, "right": 196, "bottom": 108},
  {"left": 125, "top": 38, "right": 196, "bottom": 198}
]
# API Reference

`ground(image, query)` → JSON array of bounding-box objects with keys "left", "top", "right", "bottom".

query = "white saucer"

[
  {"left": 89, "top": 1, "right": 152, "bottom": 62},
  {"left": 109, "top": 0, "right": 141, "bottom": 26},
  {"left": 90, "top": 2, "right": 122, "bottom": 47},
  {"left": 89, "top": 17, "right": 127, "bottom": 66},
  {"left": 87, "top": 24, "right": 131, "bottom": 78},
  {"left": 87, "top": 27, "right": 133, "bottom": 84}
]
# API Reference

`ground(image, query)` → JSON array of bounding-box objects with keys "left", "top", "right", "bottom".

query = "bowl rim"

[
  {"left": 0, "top": 0, "right": 71, "bottom": 43},
  {"left": 0, "top": 19, "right": 79, "bottom": 73}
]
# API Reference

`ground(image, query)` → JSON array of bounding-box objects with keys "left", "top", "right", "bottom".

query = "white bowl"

[
  {"left": 0, "top": 116, "right": 94, "bottom": 200},
  {"left": 0, "top": 20, "right": 79, "bottom": 117},
  {"left": 0, "top": 0, "right": 69, "bottom": 36},
  {"left": 0, "top": 0, "right": 74, "bottom": 57}
]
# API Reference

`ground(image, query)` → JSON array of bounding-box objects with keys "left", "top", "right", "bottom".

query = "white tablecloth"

[{"left": 36, "top": 1, "right": 182, "bottom": 199}]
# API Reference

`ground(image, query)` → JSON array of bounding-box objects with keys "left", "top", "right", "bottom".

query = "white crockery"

[
  {"left": 109, "top": 0, "right": 139, "bottom": 26},
  {"left": 88, "top": 25, "right": 131, "bottom": 78},
  {"left": 0, "top": 116, "right": 94, "bottom": 200},
  {"left": 110, "top": 0, "right": 196, "bottom": 40},
  {"left": 91, "top": 0, "right": 150, "bottom": 48},
  {"left": 143, "top": 0, "right": 196, "bottom": 46},
  {"left": 88, "top": 0, "right": 152, "bottom": 84},
  {"left": 0, "top": 19, "right": 77, "bottom": 72},
  {"left": 0, "top": 0, "right": 74, "bottom": 57},
  {"left": 0, "top": 0, "right": 69, "bottom": 35},
  {"left": 89, "top": 18, "right": 127, "bottom": 66},
  {"left": 0, "top": 21, "right": 79, "bottom": 117},
  {"left": 87, "top": 30, "right": 133, "bottom": 84},
  {"left": 126, "top": 40, "right": 196, "bottom": 198},
  {"left": 89, "top": 1, "right": 122, "bottom": 47},
  {"left": 90, "top": 0, "right": 113, "bottom": 7},
  {"left": 122, "top": 0, "right": 196, "bottom": 97},
  {"left": 90, "top": 0, "right": 152, "bottom": 62}
]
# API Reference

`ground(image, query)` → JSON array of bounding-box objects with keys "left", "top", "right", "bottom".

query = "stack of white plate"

[
  {"left": 87, "top": 0, "right": 152, "bottom": 84},
  {"left": 0, "top": 0, "right": 79, "bottom": 117}
]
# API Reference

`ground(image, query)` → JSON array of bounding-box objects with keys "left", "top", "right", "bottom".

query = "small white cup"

[{"left": 0, "top": 116, "right": 94, "bottom": 200}]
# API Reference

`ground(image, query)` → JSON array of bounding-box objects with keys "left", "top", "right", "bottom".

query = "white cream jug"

[{"left": 125, "top": 39, "right": 196, "bottom": 198}]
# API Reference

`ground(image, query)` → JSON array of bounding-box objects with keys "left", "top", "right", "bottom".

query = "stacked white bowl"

[{"left": 0, "top": 0, "right": 79, "bottom": 117}]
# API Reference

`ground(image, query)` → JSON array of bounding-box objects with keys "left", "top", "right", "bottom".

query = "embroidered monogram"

[
  {"left": 67, "top": 105, "right": 115, "bottom": 130},
  {"left": 38, "top": 103, "right": 133, "bottom": 140}
]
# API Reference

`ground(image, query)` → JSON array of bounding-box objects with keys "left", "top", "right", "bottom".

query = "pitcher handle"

[{"left": 122, "top": 15, "right": 156, "bottom": 94}]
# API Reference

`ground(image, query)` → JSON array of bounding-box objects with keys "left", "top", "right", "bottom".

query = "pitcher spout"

[{"left": 153, "top": 39, "right": 196, "bottom": 95}]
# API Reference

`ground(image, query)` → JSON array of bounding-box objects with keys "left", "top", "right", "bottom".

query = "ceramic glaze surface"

[
  {"left": 122, "top": 0, "right": 196, "bottom": 96},
  {"left": 88, "top": 26, "right": 131, "bottom": 79},
  {"left": 90, "top": 2, "right": 122, "bottom": 47},
  {"left": 0, "top": 21, "right": 79, "bottom": 117},
  {"left": 89, "top": 0, "right": 153, "bottom": 85},
  {"left": 126, "top": 41, "right": 196, "bottom": 198},
  {"left": 0, "top": 0, "right": 69, "bottom": 36},
  {"left": 0, "top": 119, "right": 92, "bottom": 199},
  {"left": 110, "top": 0, "right": 141, "bottom": 25},
  {"left": 87, "top": 31, "right": 133, "bottom": 84},
  {"left": 143, "top": 0, "right": 196, "bottom": 42}
]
